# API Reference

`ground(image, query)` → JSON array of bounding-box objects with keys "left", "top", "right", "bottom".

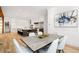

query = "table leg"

[{"left": 33, "top": 50, "right": 39, "bottom": 53}]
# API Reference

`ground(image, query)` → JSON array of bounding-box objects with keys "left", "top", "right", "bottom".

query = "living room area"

[{"left": 0, "top": 6, "right": 79, "bottom": 53}]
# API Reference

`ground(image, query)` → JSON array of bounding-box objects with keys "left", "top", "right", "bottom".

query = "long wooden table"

[{"left": 20, "top": 34, "right": 63, "bottom": 52}]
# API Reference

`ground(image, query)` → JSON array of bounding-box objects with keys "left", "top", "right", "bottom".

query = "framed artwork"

[{"left": 54, "top": 9, "right": 78, "bottom": 27}]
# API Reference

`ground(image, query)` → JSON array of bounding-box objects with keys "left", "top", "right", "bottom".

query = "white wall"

[
  {"left": 47, "top": 6, "right": 79, "bottom": 47},
  {"left": 11, "top": 17, "right": 30, "bottom": 32}
]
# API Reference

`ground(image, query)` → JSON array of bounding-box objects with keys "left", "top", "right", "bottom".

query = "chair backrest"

[
  {"left": 13, "top": 39, "right": 24, "bottom": 53},
  {"left": 47, "top": 38, "right": 59, "bottom": 53},
  {"left": 37, "top": 31, "right": 43, "bottom": 35},
  {"left": 13, "top": 39, "right": 32, "bottom": 53},
  {"left": 29, "top": 32, "right": 36, "bottom": 37},
  {"left": 57, "top": 36, "right": 67, "bottom": 49}
]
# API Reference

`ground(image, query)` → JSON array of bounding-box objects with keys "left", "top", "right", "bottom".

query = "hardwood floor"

[
  {"left": 0, "top": 32, "right": 79, "bottom": 53},
  {"left": 64, "top": 45, "right": 79, "bottom": 53},
  {"left": 0, "top": 32, "right": 25, "bottom": 53}
]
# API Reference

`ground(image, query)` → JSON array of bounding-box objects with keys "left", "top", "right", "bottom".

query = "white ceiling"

[
  {"left": 1, "top": 6, "right": 49, "bottom": 18},
  {"left": 2, "top": 6, "right": 78, "bottom": 18}
]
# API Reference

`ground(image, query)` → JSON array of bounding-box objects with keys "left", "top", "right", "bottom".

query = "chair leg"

[
  {"left": 33, "top": 50, "right": 39, "bottom": 53},
  {"left": 62, "top": 50, "right": 64, "bottom": 53},
  {"left": 57, "top": 50, "right": 64, "bottom": 53},
  {"left": 57, "top": 50, "right": 61, "bottom": 53}
]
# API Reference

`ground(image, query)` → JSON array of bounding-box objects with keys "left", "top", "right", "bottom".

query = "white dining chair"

[
  {"left": 39, "top": 38, "right": 59, "bottom": 53},
  {"left": 13, "top": 39, "right": 32, "bottom": 53},
  {"left": 29, "top": 32, "right": 36, "bottom": 37},
  {"left": 57, "top": 35, "right": 67, "bottom": 53}
]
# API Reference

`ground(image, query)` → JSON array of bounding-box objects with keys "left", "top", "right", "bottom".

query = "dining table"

[{"left": 20, "top": 34, "right": 63, "bottom": 53}]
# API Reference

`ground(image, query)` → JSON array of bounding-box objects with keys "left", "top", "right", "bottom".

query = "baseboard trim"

[{"left": 65, "top": 44, "right": 79, "bottom": 50}]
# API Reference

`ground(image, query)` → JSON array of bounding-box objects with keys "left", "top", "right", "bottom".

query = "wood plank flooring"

[
  {"left": 0, "top": 32, "right": 25, "bottom": 53},
  {"left": 64, "top": 45, "right": 79, "bottom": 53}
]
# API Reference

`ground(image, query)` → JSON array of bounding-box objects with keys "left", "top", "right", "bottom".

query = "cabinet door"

[{"left": 0, "top": 17, "right": 2, "bottom": 33}]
